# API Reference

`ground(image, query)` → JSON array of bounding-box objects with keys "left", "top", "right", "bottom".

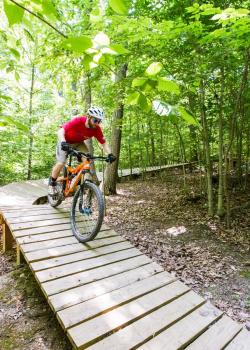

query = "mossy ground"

[{"left": 0, "top": 253, "right": 71, "bottom": 350}]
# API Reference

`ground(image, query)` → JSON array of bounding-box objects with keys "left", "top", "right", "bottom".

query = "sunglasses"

[{"left": 92, "top": 117, "right": 101, "bottom": 124}]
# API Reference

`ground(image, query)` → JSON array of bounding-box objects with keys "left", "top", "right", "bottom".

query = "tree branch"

[{"left": 9, "top": 0, "right": 68, "bottom": 38}]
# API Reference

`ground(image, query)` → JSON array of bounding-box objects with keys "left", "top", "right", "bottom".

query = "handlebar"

[{"left": 67, "top": 147, "right": 108, "bottom": 162}]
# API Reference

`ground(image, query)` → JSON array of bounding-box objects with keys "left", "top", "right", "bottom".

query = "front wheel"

[{"left": 71, "top": 181, "right": 104, "bottom": 242}]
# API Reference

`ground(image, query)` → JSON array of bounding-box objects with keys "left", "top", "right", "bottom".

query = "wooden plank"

[
  {"left": 67, "top": 281, "right": 192, "bottom": 349},
  {"left": 88, "top": 291, "right": 205, "bottom": 350},
  {"left": 37, "top": 248, "right": 141, "bottom": 283},
  {"left": 0, "top": 204, "right": 70, "bottom": 215},
  {"left": 49, "top": 262, "right": 163, "bottom": 311},
  {"left": 25, "top": 235, "right": 125, "bottom": 262},
  {"left": 58, "top": 271, "right": 176, "bottom": 329},
  {"left": 13, "top": 222, "right": 109, "bottom": 238},
  {"left": 225, "top": 328, "right": 250, "bottom": 350},
  {"left": 42, "top": 255, "right": 152, "bottom": 296},
  {"left": 31, "top": 241, "right": 133, "bottom": 271},
  {"left": 17, "top": 227, "right": 115, "bottom": 245},
  {"left": 17, "top": 226, "right": 115, "bottom": 244},
  {"left": 10, "top": 217, "right": 73, "bottom": 230},
  {"left": 0, "top": 204, "right": 51, "bottom": 212},
  {"left": 9, "top": 212, "right": 97, "bottom": 229},
  {"left": 3, "top": 206, "right": 70, "bottom": 218},
  {"left": 17, "top": 230, "right": 74, "bottom": 244},
  {"left": 21, "top": 236, "right": 78, "bottom": 252},
  {"left": 5, "top": 211, "right": 70, "bottom": 224},
  {"left": 140, "top": 302, "right": 223, "bottom": 350},
  {"left": 185, "top": 315, "right": 242, "bottom": 350}
]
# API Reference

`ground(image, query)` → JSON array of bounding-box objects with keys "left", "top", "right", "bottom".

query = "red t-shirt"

[{"left": 62, "top": 116, "right": 105, "bottom": 144}]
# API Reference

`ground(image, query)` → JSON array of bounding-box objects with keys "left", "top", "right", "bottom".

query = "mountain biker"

[{"left": 48, "top": 106, "right": 116, "bottom": 192}]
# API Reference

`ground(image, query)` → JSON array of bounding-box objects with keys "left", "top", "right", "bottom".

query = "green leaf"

[
  {"left": 90, "top": 8, "right": 102, "bottom": 23},
  {"left": 109, "top": 44, "right": 129, "bottom": 54},
  {"left": 62, "top": 36, "right": 92, "bottom": 53},
  {"left": 138, "top": 94, "right": 151, "bottom": 112},
  {"left": 0, "top": 94, "right": 12, "bottom": 102},
  {"left": 24, "top": 29, "right": 35, "bottom": 42},
  {"left": 15, "top": 71, "right": 20, "bottom": 81},
  {"left": 126, "top": 92, "right": 140, "bottom": 105},
  {"left": 132, "top": 78, "right": 148, "bottom": 87},
  {"left": 4, "top": 0, "right": 24, "bottom": 26},
  {"left": 109, "top": 0, "right": 129, "bottom": 15},
  {"left": 179, "top": 107, "right": 198, "bottom": 125},
  {"left": 157, "top": 78, "right": 180, "bottom": 95},
  {"left": 145, "top": 62, "right": 163, "bottom": 76},
  {"left": 0, "top": 115, "right": 29, "bottom": 132},
  {"left": 82, "top": 55, "right": 92, "bottom": 70},
  {"left": 10, "top": 48, "right": 20, "bottom": 59},
  {"left": 41, "top": 0, "right": 58, "bottom": 19}
]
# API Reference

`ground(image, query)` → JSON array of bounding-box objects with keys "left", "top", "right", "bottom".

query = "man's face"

[{"left": 89, "top": 116, "right": 102, "bottom": 128}]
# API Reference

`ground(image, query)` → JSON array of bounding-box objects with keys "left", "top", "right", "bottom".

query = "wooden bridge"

[
  {"left": 1, "top": 201, "right": 249, "bottom": 350},
  {"left": 0, "top": 163, "right": 192, "bottom": 206}
]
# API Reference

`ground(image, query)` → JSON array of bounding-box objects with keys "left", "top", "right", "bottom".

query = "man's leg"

[
  {"left": 51, "top": 162, "right": 65, "bottom": 180},
  {"left": 49, "top": 142, "right": 67, "bottom": 188}
]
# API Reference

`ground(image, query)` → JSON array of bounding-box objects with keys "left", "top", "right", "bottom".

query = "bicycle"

[{"left": 48, "top": 148, "right": 110, "bottom": 242}]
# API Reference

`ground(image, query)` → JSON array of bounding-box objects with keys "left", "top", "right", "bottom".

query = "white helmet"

[{"left": 87, "top": 106, "right": 105, "bottom": 120}]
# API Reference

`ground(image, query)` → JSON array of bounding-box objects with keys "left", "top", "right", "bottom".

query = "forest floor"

[{"left": 0, "top": 169, "right": 249, "bottom": 349}]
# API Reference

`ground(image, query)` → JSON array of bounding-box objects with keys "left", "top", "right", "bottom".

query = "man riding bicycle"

[{"left": 49, "top": 106, "right": 116, "bottom": 193}]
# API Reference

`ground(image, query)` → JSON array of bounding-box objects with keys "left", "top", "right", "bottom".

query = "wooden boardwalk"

[
  {"left": 1, "top": 203, "right": 249, "bottom": 349},
  {"left": 0, "top": 163, "right": 192, "bottom": 206}
]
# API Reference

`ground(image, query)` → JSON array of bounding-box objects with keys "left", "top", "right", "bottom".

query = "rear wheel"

[
  {"left": 48, "top": 182, "right": 64, "bottom": 207},
  {"left": 71, "top": 181, "right": 104, "bottom": 242},
  {"left": 48, "top": 167, "right": 67, "bottom": 207}
]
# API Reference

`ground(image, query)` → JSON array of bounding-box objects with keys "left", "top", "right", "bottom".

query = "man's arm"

[
  {"left": 101, "top": 142, "right": 111, "bottom": 155},
  {"left": 58, "top": 128, "right": 66, "bottom": 142}
]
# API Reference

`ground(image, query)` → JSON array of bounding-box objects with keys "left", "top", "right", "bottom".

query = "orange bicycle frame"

[{"left": 59, "top": 159, "right": 91, "bottom": 197}]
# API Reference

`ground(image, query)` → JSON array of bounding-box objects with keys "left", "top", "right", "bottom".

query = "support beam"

[
  {"left": 2, "top": 222, "right": 13, "bottom": 252},
  {"left": 16, "top": 244, "right": 25, "bottom": 266}
]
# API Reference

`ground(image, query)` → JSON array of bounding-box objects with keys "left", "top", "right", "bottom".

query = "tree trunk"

[
  {"left": 224, "top": 49, "right": 249, "bottom": 225},
  {"left": 27, "top": 64, "right": 35, "bottom": 180},
  {"left": 148, "top": 117, "right": 155, "bottom": 165},
  {"left": 199, "top": 80, "right": 214, "bottom": 216},
  {"left": 217, "top": 67, "right": 225, "bottom": 217},
  {"left": 104, "top": 63, "right": 128, "bottom": 195},
  {"left": 80, "top": 73, "right": 99, "bottom": 184}
]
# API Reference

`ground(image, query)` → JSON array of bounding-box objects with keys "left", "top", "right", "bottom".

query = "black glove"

[
  {"left": 85, "top": 153, "right": 92, "bottom": 159},
  {"left": 106, "top": 153, "right": 116, "bottom": 163},
  {"left": 61, "top": 141, "right": 70, "bottom": 152}
]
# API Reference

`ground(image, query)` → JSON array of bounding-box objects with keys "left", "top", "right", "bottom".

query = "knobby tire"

[{"left": 71, "top": 181, "right": 104, "bottom": 242}]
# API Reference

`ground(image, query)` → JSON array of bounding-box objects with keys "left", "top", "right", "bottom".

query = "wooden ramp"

[
  {"left": 0, "top": 163, "right": 193, "bottom": 206},
  {"left": 0, "top": 203, "right": 249, "bottom": 350}
]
